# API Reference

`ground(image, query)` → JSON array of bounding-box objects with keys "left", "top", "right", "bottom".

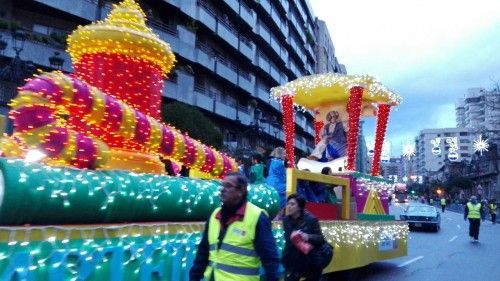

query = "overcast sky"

[{"left": 308, "top": 0, "right": 500, "bottom": 155}]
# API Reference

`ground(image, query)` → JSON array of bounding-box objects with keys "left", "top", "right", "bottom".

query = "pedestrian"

[
  {"left": 489, "top": 200, "right": 497, "bottom": 224},
  {"left": 440, "top": 197, "right": 446, "bottom": 212},
  {"left": 464, "top": 196, "right": 485, "bottom": 243},
  {"left": 282, "top": 194, "right": 330, "bottom": 281},
  {"left": 266, "top": 147, "right": 287, "bottom": 209},
  {"left": 249, "top": 153, "right": 266, "bottom": 184},
  {"left": 189, "top": 172, "right": 280, "bottom": 281}
]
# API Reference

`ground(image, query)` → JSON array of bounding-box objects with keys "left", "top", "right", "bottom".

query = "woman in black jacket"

[{"left": 282, "top": 194, "right": 326, "bottom": 281}]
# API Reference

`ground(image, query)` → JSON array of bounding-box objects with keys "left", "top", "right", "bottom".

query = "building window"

[
  {"left": 460, "top": 146, "right": 468, "bottom": 150},
  {"left": 459, "top": 132, "right": 468, "bottom": 136},
  {"left": 460, "top": 139, "right": 470, "bottom": 143}
]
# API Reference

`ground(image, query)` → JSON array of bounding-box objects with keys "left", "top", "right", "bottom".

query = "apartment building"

[{"left": 0, "top": 0, "right": 345, "bottom": 155}]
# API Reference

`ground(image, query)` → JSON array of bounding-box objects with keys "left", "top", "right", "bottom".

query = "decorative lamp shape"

[{"left": 67, "top": 0, "right": 176, "bottom": 120}]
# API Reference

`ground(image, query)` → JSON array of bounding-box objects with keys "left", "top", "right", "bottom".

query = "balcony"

[
  {"left": 256, "top": 0, "right": 271, "bottom": 13},
  {"left": 215, "top": 60, "right": 237, "bottom": 85},
  {"left": 238, "top": 37, "right": 254, "bottom": 60},
  {"left": 237, "top": 105, "right": 252, "bottom": 125},
  {"left": 149, "top": 21, "right": 179, "bottom": 51},
  {"left": 270, "top": 64, "right": 280, "bottom": 83},
  {"left": 215, "top": 101, "right": 237, "bottom": 120},
  {"left": 255, "top": 86, "right": 269, "bottom": 102},
  {"left": 270, "top": 35, "right": 280, "bottom": 57},
  {"left": 256, "top": 54, "right": 270, "bottom": 73},
  {"left": 194, "top": 90, "right": 214, "bottom": 112},
  {"left": 255, "top": 23, "right": 271, "bottom": 44},
  {"left": 195, "top": 48, "right": 215, "bottom": 71},
  {"left": 240, "top": 2, "right": 256, "bottom": 28},
  {"left": 278, "top": 0, "right": 289, "bottom": 12},
  {"left": 34, "top": 0, "right": 97, "bottom": 21},
  {"left": 224, "top": 0, "right": 239, "bottom": 14},
  {"left": 197, "top": 5, "right": 217, "bottom": 32},
  {"left": 0, "top": 30, "right": 72, "bottom": 72},
  {"left": 164, "top": 71, "right": 195, "bottom": 105},
  {"left": 216, "top": 21, "right": 238, "bottom": 47},
  {"left": 237, "top": 72, "right": 255, "bottom": 94}
]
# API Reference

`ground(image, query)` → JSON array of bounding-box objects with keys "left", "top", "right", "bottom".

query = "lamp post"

[
  {"left": 48, "top": 51, "right": 65, "bottom": 70},
  {"left": 0, "top": 30, "right": 35, "bottom": 133}
]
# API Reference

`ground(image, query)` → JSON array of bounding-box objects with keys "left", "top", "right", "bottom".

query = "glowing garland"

[
  {"left": 346, "top": 86, "right": 363, "bottom": 170},
  {"left": 0, "top": 158, "right": 279, "bottom": 224},
  {"left": 270, "top": 73, "right": 402, "bottom": 109},
  {"left": 0, "top": 221, "right": 408, "bottom": 279},
  {"left": 8, "top": 72, "right": 236, "bottom": 176},
  {"left": 371, "top": 104, "right": 391, "bottom": 176}
]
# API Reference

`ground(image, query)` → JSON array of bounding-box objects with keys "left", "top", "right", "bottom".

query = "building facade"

[
  {"left": 455, "top": 87, "right": 500, "bottom": 144},
  {"left": 314, "top": 18, "right": 345, "bottom": 74},
  {"left": 415, "top": 127, "right": 477, "bottom": 175},
  {"left": 0, "top": 0, "right": 345, "bottom": 157}
]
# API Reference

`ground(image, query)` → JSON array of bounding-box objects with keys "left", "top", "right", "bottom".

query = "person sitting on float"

[{"left": 308, "top": 110, "right": 347, "bottom": 162}]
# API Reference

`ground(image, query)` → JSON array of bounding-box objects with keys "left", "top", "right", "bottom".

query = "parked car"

[{"left": 400, "top": 204, "right": 441, "bottom": 232}]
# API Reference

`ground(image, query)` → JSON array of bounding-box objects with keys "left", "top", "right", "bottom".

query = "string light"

[
  {"left": 0, "top": 220, "right": 407, "bottom": 279},
  {"left": 0, "top": 158, "right": 280, "bottom": 225},
  {"left": 371, "top": 104, "right": 391, "bottom": 176}
]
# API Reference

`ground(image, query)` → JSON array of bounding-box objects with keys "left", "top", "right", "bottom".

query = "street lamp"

[
  {"left": 48, "top": 51, "right": 65, "bottom": 70},
  {"left": 0, "top": 36, "right": 7, "bottom": 55},
  {"left": 11, "top": 30, "right": 26, "bottom": 57}
]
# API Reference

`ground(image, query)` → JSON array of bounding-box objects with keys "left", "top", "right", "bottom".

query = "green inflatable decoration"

[{"left": 0, "top": 158, "right": 280, "bottom": 225}]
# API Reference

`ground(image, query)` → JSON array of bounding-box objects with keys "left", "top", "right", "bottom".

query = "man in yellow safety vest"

[
  {"left": 464, "top": 196, "right": 485, "bottom": 242},
  {"left": 489, "top": 200, "right": 497, "bottom": 224},
  {"left": 189, "top": 172, "right": 280, "bottom": 281},
  {"left": 440, "top": 198, "right": 446, "bottom": 212}
]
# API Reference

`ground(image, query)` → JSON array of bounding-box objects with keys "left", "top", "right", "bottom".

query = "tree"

[
  {"left": 161, "top": 101, "right": 223, "bottom": 149},
  {"left": 445, "top": 176, "right": 473, "bottom": 196}
]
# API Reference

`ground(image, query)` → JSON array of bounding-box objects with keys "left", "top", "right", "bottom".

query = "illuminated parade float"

[
  {"left": 271, "top": 73, "right": 408, "bottom": 272},
  {"left": 0, "top": 0, "right": 407, "bottom": 279}
]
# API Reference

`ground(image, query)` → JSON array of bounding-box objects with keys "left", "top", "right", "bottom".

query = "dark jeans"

[
  {"left": 468, "top": 218, "right": 481, "bottom": 240},
  {"left": 441, "top": 205, "right": 445, "bottom": 212},
  {"left": 285, "top": 270, "right": 322, "bottom": 281},
  {"left": 491, "top": 213, "right": 496, "bottom": 224}
]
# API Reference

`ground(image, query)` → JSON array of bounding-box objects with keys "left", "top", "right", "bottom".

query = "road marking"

[
  {"left": 457, "top": 224, "right": 461, "bottom": 229},
  {"left": 446, "top": 217, "right": 453, "bottom": 221},
  {"left": 449, "top": 235, "right": 458, "bottom": 242},
  {"left": 398, "top": 256, "right": 424, "bottom": 268}
]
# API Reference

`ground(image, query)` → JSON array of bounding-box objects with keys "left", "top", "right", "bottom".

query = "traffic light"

[{"left": 411, "top": 190, "right": 415, "bottom": 194}]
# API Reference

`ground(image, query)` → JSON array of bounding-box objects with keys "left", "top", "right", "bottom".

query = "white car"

[{"left": 400, "top": 205, "right": 441, "bottom": 232}]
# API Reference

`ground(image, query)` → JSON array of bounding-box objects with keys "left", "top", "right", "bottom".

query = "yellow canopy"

[{"left": 270, "top": 73, "right": 401, "bottom": 110}]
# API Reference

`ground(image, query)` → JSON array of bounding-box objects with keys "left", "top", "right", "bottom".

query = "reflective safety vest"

[
  {"left": 467, "top": 202, "right": 481, "bottom": 219},
  {"left": 204, "top": 202, "right": 263, "bottom": 281},
  {"left": 441, "top": 198, "right": 446, "bottom": 206},
  {"left": 490, "top": 204, "right": 497, "bottom": 213}
]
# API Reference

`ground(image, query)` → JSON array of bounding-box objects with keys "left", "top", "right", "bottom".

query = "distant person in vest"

[
  {"left": 489, "top": 200, "right": 497, "bottom": 224},
  {"left": 464, "top": 196, "right": 485, "bottom": 243},
  {"left": 308, "top": 110, "right": 347, "bottom": 162},
  {"left": 189, "top": 172, "right": 280, "bottom": 281},
  {"left": 440, "top": 197, "right": 446, "bottom": 212}
]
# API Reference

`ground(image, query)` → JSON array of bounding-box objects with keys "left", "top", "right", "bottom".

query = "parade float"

[
  {"left": 271, "top": 73, "right": 408, "bottom": 272},
  {"left": 0, "top": 0, "right": 407, "bottom": 279},
  {"left": 0, "top": 1, "right": 279, "bottom": 280}
]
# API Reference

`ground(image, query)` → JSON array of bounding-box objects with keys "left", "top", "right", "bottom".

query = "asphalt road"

[{"left": 325, "top": 202, "right": 500, "bottom": 281}]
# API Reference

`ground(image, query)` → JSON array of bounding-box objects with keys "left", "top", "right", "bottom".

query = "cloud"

[{"left": 309, "top": 0, "right": 500, "bottom": 156}]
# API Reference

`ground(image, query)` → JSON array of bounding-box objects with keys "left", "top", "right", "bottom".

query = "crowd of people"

[{"left": 238, "top": 147, "right": 340, "bottom": 212}]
